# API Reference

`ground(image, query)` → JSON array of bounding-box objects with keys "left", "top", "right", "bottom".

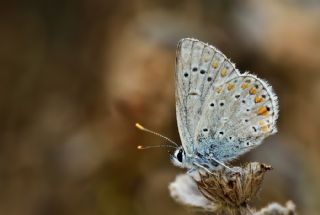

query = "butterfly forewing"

[{"left": 176, "top": 39, "right": 235, "bottom": 153}]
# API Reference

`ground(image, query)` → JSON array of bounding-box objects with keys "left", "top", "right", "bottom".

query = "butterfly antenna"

[
  {"left": 135, "top": 123, "right": 179, "bottom": 147},
  {"left": 137, "top": 145, "right": 177, "bottom": 150}
]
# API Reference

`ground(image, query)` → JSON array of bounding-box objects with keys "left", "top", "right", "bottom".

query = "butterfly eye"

[{"left": 177, "top": 149, "right": 183, "bottom": 162}]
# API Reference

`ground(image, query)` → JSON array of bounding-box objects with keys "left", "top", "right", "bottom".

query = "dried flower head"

[
  {"left": 195, "top": 162, "right": 272, "bottom": 213},
  {"left": 169, "top": 162, "right": 274, "bottom": 214}
]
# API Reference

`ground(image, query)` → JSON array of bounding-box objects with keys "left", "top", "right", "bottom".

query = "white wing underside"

[{"left": 175, "top": 38, "right": 279, "bottom": 161}]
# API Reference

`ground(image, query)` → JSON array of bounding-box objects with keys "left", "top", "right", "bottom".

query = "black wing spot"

[
  {"left": 220, "top": 102, "right": 224, "bottom": 106},
  {"left": 192, "top": 67, "right": 198, "bottom": 72},
  {"left": 203, "top": 128, "right": 208, "bottom": 132},
  {"left": 210, "top": 145, "right": 217, "bottom": 149},
  {"left": 189, "top": 91, "right": 200, "bottom": 96},
  {"left": 207, "top": 77, "right": 212, "bottom": 82},
  {"left": 200, "top": 70, "right": 206, "bottom": 74},
  {"left": 184, "top": 73, "right": 189, "bottom": 77},
  {"left": 210, "top": 103, "right": 214, "bottom": 107}
]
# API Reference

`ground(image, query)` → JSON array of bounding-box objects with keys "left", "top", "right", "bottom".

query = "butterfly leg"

[
  {"left": 193, "top": 162, "right": 213, "bottom": 174},
  {"left": 186, "top": 168, "right": 202, "bottom": 180},
  {"left": 208, "top": 156, "right": 236, "bottom": 173},
  {"left": 187, "top": 168, "right": 196, "bottom": 175}
]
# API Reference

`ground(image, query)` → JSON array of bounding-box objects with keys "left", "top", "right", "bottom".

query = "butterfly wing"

[
  {"left": 175, "top": 38, "right": 279, "bottom": 161},
  {"left": 175, "top": 38, "right": 235, "bottom": 155}
]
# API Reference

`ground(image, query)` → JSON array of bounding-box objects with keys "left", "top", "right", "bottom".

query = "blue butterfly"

[{"left": 137, "top": 38, "right": 279, "bottom": 173}]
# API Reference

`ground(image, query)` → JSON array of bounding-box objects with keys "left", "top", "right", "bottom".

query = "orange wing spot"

[
  {"left": 255, "top": 96, "right": 263, "bottom": 103},
  {"left": 259, "top": 121, "right": 265, "bottom": 126},
  {"left": 227, "top": 83, "right": 235, "bottom": 91},
  {"left": 261, "top": 125, "right": 269, "bottom": 133},
  {"left": 212, "top": 61, "right": 219, "bottom": 69},
  {"left": 257, "top": 107, "right": 268, "bottom": 116},
  {"left": 241, "top": 83, "right": 248, "bottom": 89},
  {"left": 249, "top": 87, "right": 257, "bottom": 95},
  {"left": 220, "top": 68, "right": 227, "bottom": 77},
  {"left": 216, "top": 87, "right": 222, "bottom": 93}
]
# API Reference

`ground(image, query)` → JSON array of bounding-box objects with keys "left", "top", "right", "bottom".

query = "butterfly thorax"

[
  {"left": 184, "top": 152, "right": 220, "bottom": 171},
  {"left": 172, "top": 145, "right": 220, "bottom": 171}
]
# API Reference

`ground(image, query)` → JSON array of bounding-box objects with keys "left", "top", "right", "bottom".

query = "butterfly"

[{"left": 137, "top": 38, "right": 279, "bottom": 173}]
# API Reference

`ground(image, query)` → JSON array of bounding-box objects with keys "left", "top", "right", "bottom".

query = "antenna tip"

[
  {"left": 135, "top": 123, "right": 144, "bottom": 130},
  {"left": 137, "top": 145, "right": 143, "bottom": 149}
]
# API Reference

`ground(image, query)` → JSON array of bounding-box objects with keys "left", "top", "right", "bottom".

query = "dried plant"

[{"left": 169, "top": 162, "right": 297, "bottom": 215}]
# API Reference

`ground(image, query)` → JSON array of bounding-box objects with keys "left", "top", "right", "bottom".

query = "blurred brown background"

[{"left": 1, "top": 0, "right": 320, "bottom": 214}]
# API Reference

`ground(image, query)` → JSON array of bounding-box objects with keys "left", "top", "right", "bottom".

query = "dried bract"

[
  {"left": 169, "top": 173, "right": 216, "bottom": 211},
  {"left": 255, "top": 201, "right": 297, "bottom": 215}
]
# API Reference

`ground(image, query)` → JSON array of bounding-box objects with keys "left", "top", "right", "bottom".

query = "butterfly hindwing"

[{"left": 195, "top": 74, "right": 278, "bottom": 161}]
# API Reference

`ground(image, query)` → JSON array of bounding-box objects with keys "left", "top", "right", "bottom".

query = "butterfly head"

[{"left": 171, "top": 146, "right": 187, "bottom": 168}]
